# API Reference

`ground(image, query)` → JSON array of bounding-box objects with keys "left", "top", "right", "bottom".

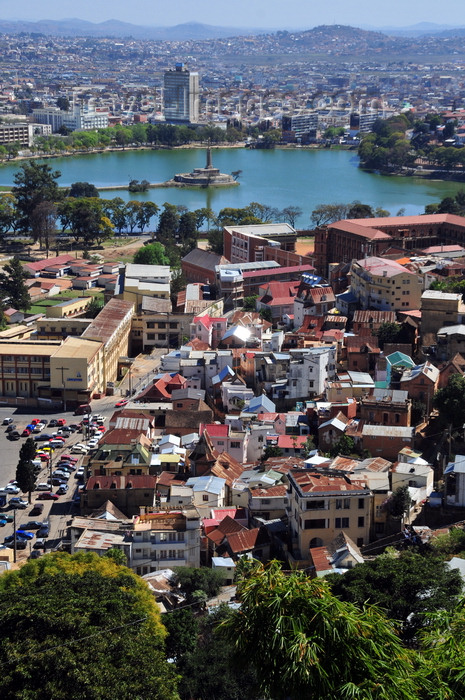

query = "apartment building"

[
  {"left": 287, "top": 469, "right": 371, "bottom": 562},
  {"left": 131, "top": 508, "right": 201, "bottom": 575},
  {"left": 350, "top": 257, "right": 423, "bottom": 311}
]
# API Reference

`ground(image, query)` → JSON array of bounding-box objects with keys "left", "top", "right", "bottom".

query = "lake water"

[{"left": 0, "top": 148, "right": 462, "bottom": 228}]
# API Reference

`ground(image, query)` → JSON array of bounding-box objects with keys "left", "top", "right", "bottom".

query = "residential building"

[
  {"left": 81, "top": 475, "right": 158, "bottom": 517},
  {"left": 350, "top": 257, "right": 423, "bottom": 311},
  {"left": 421, "top": 289, "right": 465, "bottom": 337},
  {"left": 361, "top": 425, "right": 415, "bottom": 461},
  {"left": 223, "top": 223, "right": 297, "bottom": 263},
  {"left": 131, "top": 508, "right": 201, "bottom": 575},
  {"left": 286, "top": 469, "right": 371, "bottom": 562}
]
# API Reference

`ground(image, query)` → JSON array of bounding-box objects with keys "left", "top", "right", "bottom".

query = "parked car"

[
  {"left": 4, "top": 539, "right": 27, "bottom": 550},
  {"left": 0, "top": 514, "right": 13, "bottom": 523},
  {"left": 5, "top": 424, "right": 16, "bottom": 433},
  {"left": 15, "top": 529, "right": 34, "bottom": 540},
  {"left": 9, "top": 431, "right": 21, "bottom": 441},
  {"left": 24, "top": 521, "right": 43, "bottom": 530},
  {"left": 115, "top": 399, "right": 129, "bottom": 408},
  {"left": 9, "top": 498, "right": 28, "bottom": 509},
  {"left": 21, "top": 428, "right": 31, "bottom": 437},
  {"left": 33, "top": 424, "right": 44, "bottom": 433},
  {"left": 0, "top": 485, "right": 20, "bottom": 494},
  {"left": 75, "top": 468, "right": 85, "bottom": 479},
  {"left": 57, "top": 485, "right": 68, "bottom": 495},
  {"left": 48, "top": 419, "right": 59, "bottom": 427},
  {"left": 30, "top": 503, "right": 44, "bottom": 516},
  {"left": 33, "top": 538, "right": 46, "bottom": 549},
  {"left": 57, "top": 418, "right": 67, "bottom": 426},
  {"left": 37, "top": 523, "right": 49, "bottom": 538},
  {"left": 35, "top": 434, "right": 52, "bottom": 442},
  {"left": 2, "top": 417, "right": 13, "bottom": 425},
  {"left": 36, "top": 483, "right": 51, "bottom": 491},
  {"left": 29, "top": 549, "right": 42, "bottom": 559},
  {"left": 38, "top": 492, "right": 59, "bottom": 500},
  {"left": 61, "top": 455, "right": 78, "bottom": 463}
]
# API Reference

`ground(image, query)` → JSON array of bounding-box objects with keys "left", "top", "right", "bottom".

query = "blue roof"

[{"left": 243, "top": 394, "right": 276, "bottom": 413}]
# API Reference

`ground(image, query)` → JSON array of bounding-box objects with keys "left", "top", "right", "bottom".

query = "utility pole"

[
  {"left": 56, "top": 366, "right": 69, "bottom": 412},
  {"left": 49, "top": 448, "right": 54, "bottom": 491},
  {"left": 13, "top": 508, "right": 16, "bottom": 564}
]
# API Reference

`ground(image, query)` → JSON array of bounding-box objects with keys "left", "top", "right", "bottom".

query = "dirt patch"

[{"left": 101, "top": 237, "right": 146, "bottom": 263}]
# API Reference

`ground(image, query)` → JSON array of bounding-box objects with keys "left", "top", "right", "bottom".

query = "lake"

[{"left": 0, "top": 148, "right": 462, "bottom": 228}]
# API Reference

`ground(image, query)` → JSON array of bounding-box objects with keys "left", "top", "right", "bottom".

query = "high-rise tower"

[{"left": 163, "top": 63, "right": 199, "bottom": 124}]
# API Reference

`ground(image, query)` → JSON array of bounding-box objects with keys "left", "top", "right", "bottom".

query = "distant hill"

[
  {"left": 0, "top": 18, "right": 265, "bottom": 40},
  {"left": 370, "top": 22, "right": 463, "bottom": 37}
]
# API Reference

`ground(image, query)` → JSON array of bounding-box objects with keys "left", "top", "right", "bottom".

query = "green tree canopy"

[
  {"left": 134, "top": 242, "right": 170, "bottom": 266},
  {"left": 15, "top": 437, "right": 37, "bottom": 503},
  {"left": 0, "top": 552, "right": 179, "bottom": 700},
  {"left": 0, "top": 257, "right": 31, "bottom": 311},
  {"left": 69, "top": 182, "right": 100, "bottom": 198},
  {"left": 433, "top": 374, "right": 465, "bottom": 427},
  {"left": 375, "top": 321, "right": 402, "bottom": 349},
  {"left": 12, "top": 161, "right": 62, "bottom": 233},
  {"left": 172, "top": 567, "right": 223, "bottom": 605},
  {"left": 328, "top": 550, "right": 462, "bottom": 643},
  {"left": 221, "top": 559, "right": 424, "bottom": 699}
]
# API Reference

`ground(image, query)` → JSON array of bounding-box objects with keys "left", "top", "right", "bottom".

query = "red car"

[
  {"left": 98, "top": 426, "right": 106, "bottom": 433},
  {"left": 38, "top": 492, "right": 59, "bottom": 500},
  {"left": 114, "top": 399, "right": 129, "bottom": 408},
  {"left": 61, "top": 454, "right": 78, "bottom": 463},
  {"left": 37, "top": 452, "right": 50, "bottom": 462},
  {"left": 21, "top": 428, "right": 31, "bottom": 437},
  {"left": 57, "top": 418, "right": 67, "bottom": 426},
  {"left": 30, "top": 419, "right": 41, "bottom": 425}
]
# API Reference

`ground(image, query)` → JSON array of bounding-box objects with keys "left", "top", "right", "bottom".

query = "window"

[
  {"left": 358, "top": 498, "right": 364, "bottom": 510},
  {"left": 335, "top": 517, "right": 349, "bottom": 529},
  {"left": 158, "top": 333, "right": 166, "bottom": 340},
  {"left": 202, "top": 494, "right": 209, "bottom": 502},
  {"left": 170, "top": 322, "right": 177, "bottom": 329},
  {"left": 336, "top": 499, "right": 343, "bottom": 510},
  {"left": 230, "top": 441, "right": 240, "bottom": 449},
  {"left": 304, "top": 519, "right": 327, "bottom": 529},
  {"left": 307, "top": 499, "right": 326, "bottom": 510},
  {"left": 358, "top": 516, "right": 365, "bottom": 527},
  {"left": 343, "top": 498, "right": 350, "bottom": 509},
  {"left": 158, "top": 322, "right": 166, "bottom": 329},
  {"left": 147, "top": 333, "right": 155, "bottom": 340}
]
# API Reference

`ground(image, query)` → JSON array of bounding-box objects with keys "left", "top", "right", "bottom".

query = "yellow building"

[
  {"left": 50, "top": 336, "right": 105, "bottom": 406},
  {"left": 0, "top": 339, "right": 61, "bottom": 399},
  {"left": 82, "top": 298, "right": 134, "bottom": 385},
  {"left": 350, "top": 257, "right": 423, "bottom": 311},
  {"left": 46, "top": 297, "right": 93, "bottom": 318},
  {"left": 287, "top": 469, "right": 371, "bottom": 564}
]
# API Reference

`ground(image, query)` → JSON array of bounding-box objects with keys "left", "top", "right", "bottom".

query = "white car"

[
  {"left": 36, "top": 482, "right": 50, "bottom": 491},
  {"left": 1, "top": 485, "right": 20, "bottom": 494},
  {"left": 71, "top": 445, "right": 89, "bottom": 454}
]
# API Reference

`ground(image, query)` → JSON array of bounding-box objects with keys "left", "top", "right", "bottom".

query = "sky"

[{"left": 2, "top": 0, "right": 465, "bottom": 30}]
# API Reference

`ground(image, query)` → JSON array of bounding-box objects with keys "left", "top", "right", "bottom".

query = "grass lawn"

[{"left": 29, "top": 289, "right": 104, "bottom": 315}]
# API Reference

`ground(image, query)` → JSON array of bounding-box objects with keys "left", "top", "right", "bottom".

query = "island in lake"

[{"left": 171, "top": 147, "right": 239, "bottom": 187}]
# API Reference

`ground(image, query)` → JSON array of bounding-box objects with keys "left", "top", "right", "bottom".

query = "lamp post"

[{"left": 56, "top": 366, "right": 69, "bottom": 412}]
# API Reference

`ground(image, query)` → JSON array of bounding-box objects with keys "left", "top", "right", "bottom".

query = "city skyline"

[{"left": 2, "top": 0, "right": 465, "bottom": 31}]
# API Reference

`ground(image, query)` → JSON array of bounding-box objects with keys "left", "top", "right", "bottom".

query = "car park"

[
  {"left": 15, "top": 529, "right": 34, "bottom": 540},
  {"left": 48, "top": 419, "right": 59, "bottom": 427},
  {"left": 33, "top": 423, "right": 44, "bottom": 433},
  {"left": 21, "top": 428, "right": 31, "bottom": 437},
  {"left": 61, "top": 455, "right": 78, "bottom": 463},
  {"left": 10, "top": 498, "right": 28, "bottom": 509},
  {"left": 57, "top": 418, "right": 67, "bottom": 426},
  {"left": 75, "top": 468, "right": 85, "bottom": 479},
  {"left": 35, "top": 433, "right": 52, "bottom": 442},
  {"left": 0, "top": 514, "right": 14, "bottom": 523}
]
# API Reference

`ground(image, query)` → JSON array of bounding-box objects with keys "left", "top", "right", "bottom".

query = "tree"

[
  {"left": 347, "top": 202, "right": 374, "bottom": 219},
  {"left": 163, "top": 609, "right": 199, "bottom": 663},
  {"left": 172, "top": 567, "right": 223, "bottom": 605},
  {"left": 281, "top": 205, "right": 302, "bottom": 227},
  {"left": 137, "top": 202, "right": 159, "bottom": 234},
  {"left": 12, "top": 161, "right": 61, "bottom": 233},
  {"left": 310, "top": 202, "right": 350, "bottom": 227},
  {"left": 302, "top": 435, "right": 316, "bottom": 458},
  {"left": 388, "top": 485, "right": 412, "bottom": 519},
  {"left": 330, "top": 434, "right": 355, "bottom": 457},
  {"left": 243, "top": 295, "right": 258, "bottom": 311},
  {"left": 102, "top": 197, "right": 127, "bottom": 234},
  {"left": 30, "top": 201, "right": 56, "bottom": 252},
  {"left": 0, "top": 257, "right": 30, "bottom": 311},
  {"left": 85, "top": 296, "right": 104, "bottom": 318},
  {"left": 58, "top": 198, "right": 113, "bottom": 246},
  {"left": 376, "top": 321, "right": 402, "bottom": 350},
  {"left": 433, "top": 374, "right": 465, "bottom": 428},
  {"left": 262, "top": 445, "right": 282, "bottom": 460},
  {"left": 0, "top": 552, "right": 179, "bottom": 700},
  {"left": 420, "top": 599, "right": 465, "bottom": 698},
  {"left": 207, "top": 228, "right": 224, "bottom": 255},
  {"left": 178, "top": 605, "right": 259, "bottom": 700},
  {"left": 133, "top": 242, "right": 170, "bottom": 266},
  {"left": 15, "top": 438, "right": 37, "bottom": 503},
  {"left": 328, "top": 550, "right": 462, "bottom": 643},
  {"left": 56, "top": 96, "right": 70, "bottom": 111},
  {"left": 0, "top": 194, "right": 17, "bottom": 235},
  {"left": 157, "top": 203, "right": 179, "bottom": 245},
  {"left": 221, "top": 559, "right": 424, "bottom": 699},
  {"left": 69, "top": 182, "right": 99, "bottom": 198}
]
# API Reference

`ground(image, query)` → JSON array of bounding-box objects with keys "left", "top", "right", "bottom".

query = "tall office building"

[{"left": 164, "top": 63, "right": 199, "bottom": 124}]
